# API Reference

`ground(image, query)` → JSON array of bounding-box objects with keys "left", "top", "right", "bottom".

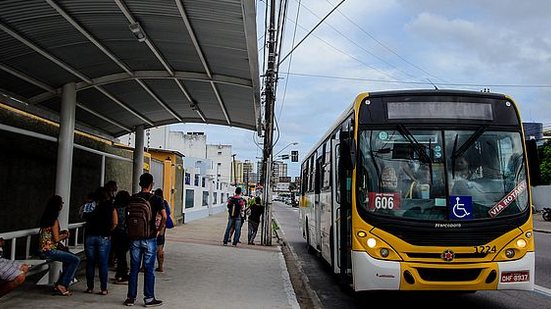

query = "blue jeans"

[
  {"left": 128, "top": 238, "right": 157, "bottom": 301},
  {"left": 41, "top": 249, "right": 81, "bottom": 288},
  {"left": 85, "top": 235, "right": 111, "bottom": 291},
  {"left": 223, "top": 217, "right": 242, "bottom": 245},
  {"left": 248, "top": 220, "right": 260, "bottom": 243}
]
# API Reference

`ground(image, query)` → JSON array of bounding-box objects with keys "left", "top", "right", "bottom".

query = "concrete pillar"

[
  {"left": 133, "top": 125, "right": 145, "bottom": 194},
  {"left": 100, "top": 155, "right": 106, "bottom": 186},
  {"left": 55, "top": 82, "right": 76, "bottom": 229},
  {"left": 52, "top": 82, "right": 76, "bottom": 284}
]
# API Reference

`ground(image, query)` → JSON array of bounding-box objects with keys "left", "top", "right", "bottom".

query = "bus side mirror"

[
  {"left": 347, "top": 137, "right": 356, "bottom": 169},
  {"left": 340, "top": 136, "right": 355, "bottom": 170}
]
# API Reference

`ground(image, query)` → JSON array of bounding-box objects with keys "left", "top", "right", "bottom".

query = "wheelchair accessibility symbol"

[{"left": 449, "top": 196, "right": 473, "bottom": 220}]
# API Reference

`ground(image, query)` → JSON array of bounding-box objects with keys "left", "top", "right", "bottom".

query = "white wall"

[
  {"left": 182, "top": 181, "right": 231, "bottom": 223},
  {"left": 206, "top": 144, "right": 232, "bottom": 190},
  {"left": 532, "top": 185, "right": 551, "bottom": 211}
]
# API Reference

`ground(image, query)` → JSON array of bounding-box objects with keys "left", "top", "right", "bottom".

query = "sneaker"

[
  {"left": 123, "top": 298, "right": 135, "bottom": 306},
  {"left": 144, "top": 299, "right": 163, "bottom": 307}
]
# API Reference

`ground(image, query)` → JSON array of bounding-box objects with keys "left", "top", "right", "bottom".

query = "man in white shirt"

[{"left": 0, "top": 237, "right": 29, "bottom": 297}]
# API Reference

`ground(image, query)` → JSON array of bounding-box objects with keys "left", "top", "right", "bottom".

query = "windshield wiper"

[
  {"left": 451, "top": 134, "right": 459, "bottom": 179},
  {"left": 397, "top": 124, "right": 432, "bottom": 164},
  {"left": 452, "top": 125, "right": 488, "bottom": 159}
]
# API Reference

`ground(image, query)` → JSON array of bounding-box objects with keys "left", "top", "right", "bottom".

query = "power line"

[
  {"left": 296, "top": 0, "right": 419, "bottom": 81},
  {"left": 278, "top": 0, "right": 346, "bottom": 65},
  {"left": 282, "top": 71, "right": 551, "bottom": 88},
  {"left": 277, "top": 0, "right": 302, "bottom": 120},
  {"left": 324, "top": 0, "right": 443, "bottom": 82},
  {"left": 284, "top": 18, "right": 397, "bottom": 80}
]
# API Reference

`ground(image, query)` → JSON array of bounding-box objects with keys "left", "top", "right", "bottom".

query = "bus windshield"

[{"left": 357, "top": 129, "right": 528, "bottom": 221}]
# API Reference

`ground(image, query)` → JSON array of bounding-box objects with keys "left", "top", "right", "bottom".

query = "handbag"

[
  {"left": 166, "top": 214, "right": 174, "bottom": 229},
  {"left": 56, "top": 241, "right": 70, "bottom": 252}
]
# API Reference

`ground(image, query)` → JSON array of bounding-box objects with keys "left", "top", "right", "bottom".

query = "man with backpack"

[
  {"left": 222, "top": 187, "right": 245, "bottom": 246},
  {"left": 124, "top": 173, "right": 166, "bottom": 307}
]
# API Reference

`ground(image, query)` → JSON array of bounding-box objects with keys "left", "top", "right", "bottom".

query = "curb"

[{"left": 273, "top": 218, "right": 323, "bottom": 309}]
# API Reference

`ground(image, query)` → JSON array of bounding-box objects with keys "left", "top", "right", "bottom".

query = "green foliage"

[{"left": 540, "top": 142, "right": 551, "bottom": 185}]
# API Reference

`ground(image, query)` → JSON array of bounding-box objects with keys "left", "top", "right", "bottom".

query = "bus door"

[
  {"left": 314, "top": 153, "right": 322, "bottom": 251},
  {"left": 331, "top": 139, "right": 341, "bottom": 274},
  {"left": 337, "top": 126, "right": 355, "bottom": 284}
]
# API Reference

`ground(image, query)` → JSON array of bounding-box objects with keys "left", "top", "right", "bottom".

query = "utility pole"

[{"left": 261, "top": 0, "right": 277, "bottom": 246}]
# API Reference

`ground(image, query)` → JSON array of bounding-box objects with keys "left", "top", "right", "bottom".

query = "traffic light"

[{"left": 291, "top": 150, "right": 299, "bottom": 162}]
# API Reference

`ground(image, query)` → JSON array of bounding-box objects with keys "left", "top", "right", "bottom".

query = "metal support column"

[
  {"left": 133, "top": 125, "right": 145, "bottom": 194},
  {"left": 100, "top": 155, "right": 106, "bottom": 186},
  {"left": 52, "top": 82, "right": 76, "bottom": 284}
]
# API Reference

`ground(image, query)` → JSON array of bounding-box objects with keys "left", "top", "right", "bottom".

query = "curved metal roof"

[{"left": 0, "top": 0, "right": 261, "bottom": 137}]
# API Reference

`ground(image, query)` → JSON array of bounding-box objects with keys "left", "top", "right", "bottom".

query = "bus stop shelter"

[{"left": 0, "top": 0, "right": 261, "bottom": 234}]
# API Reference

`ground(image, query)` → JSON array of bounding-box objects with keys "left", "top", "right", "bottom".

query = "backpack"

[
  {"left": 126, "top": 194, "right": 153, "bottom": 240},
  {"left": 227, "top": 197, "right": 242, "bottom": 219}
]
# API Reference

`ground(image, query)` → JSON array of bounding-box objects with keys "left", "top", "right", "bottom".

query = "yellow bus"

[{"left": 299, "top": 89, "right": 534, "bottom": 292}]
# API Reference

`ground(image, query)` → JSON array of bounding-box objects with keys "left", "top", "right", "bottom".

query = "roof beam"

[
  {"left": 45, "top": 0, "right": 133, "bottom": 75},
  {"left": 242, "top": 0, "right": 262, "bottom": 135},
  {"left": 114, "top": 0, "right": 197, "bottom": 123},
  {"left": 135, "top": 79, "right": 182, "bottom": 122},
  {"left": 176, "top": 0, "right": 231, "bottom": 125},
  {"left": 76, "top": 102, "right": 132, "bottom": 133},
  {"left": 114, "top": 0, "right": 173, "bottom": 75},
  {"left": 0, "top": 21, "right": 92, "bottom": 84},
  {"left": 0, "top": 63, "right": 56, "bottom": 93},
  {"left": 173, "top": 79, "right": 206, "bottom": 122},
  {"left": 93, "top": 85, "right": 154, "bottom": 126},
  {"left": 0, "top": 20, "right": 153, "bottom": 126},
  {"left": 0, "top": 63, "right": 131, "bottom": 132}
]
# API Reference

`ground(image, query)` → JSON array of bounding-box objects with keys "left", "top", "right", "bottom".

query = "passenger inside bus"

[{"left": 381, "top": 166, "right": 398, "bottom": 193}]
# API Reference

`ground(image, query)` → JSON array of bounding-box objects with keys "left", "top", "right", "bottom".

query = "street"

[{"left": 273, "top": 201, "right": 551, "bottom": 309}]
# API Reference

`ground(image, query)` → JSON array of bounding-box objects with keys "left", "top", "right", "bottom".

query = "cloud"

[{"left": 172, "top": 0, "right": 551, "bottom": 178}]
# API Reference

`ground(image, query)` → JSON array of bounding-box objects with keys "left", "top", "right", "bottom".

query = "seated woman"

[{"left": 39, "top": 195, "right": 81, "bottom": 296}]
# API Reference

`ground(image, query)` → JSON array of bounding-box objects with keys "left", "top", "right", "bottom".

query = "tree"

[{"left": 540, "top": 141, "right": 551, "bottom": 185}]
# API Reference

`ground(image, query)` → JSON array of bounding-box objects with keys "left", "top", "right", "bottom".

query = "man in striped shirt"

[{"left": 0, "top": 238, "right": 29, "bottom": 298}]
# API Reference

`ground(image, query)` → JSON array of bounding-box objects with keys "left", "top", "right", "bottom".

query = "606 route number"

[{"left": 368, "top": 192, "right": 401, "bottom": 210}]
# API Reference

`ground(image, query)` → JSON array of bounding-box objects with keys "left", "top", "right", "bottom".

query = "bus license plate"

[{"left": 500, "top": 271, "right": 529, "bottom": 283}]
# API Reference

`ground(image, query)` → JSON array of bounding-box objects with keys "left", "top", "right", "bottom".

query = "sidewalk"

[{"left": 0, "top": 211, "right": 300, "bottom": 309}]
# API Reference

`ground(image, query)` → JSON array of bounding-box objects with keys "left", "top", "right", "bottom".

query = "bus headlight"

[
  {"left": 505, "top": 248, "right": 515, "bottom": 258},
  {"left": 516, "top": 239, "right": 527, "bottom": 248},
  {"left": 380, "top": 248, "right": 390, "bottom": 257},
  {"left": 525, "top": 231, "right": 532, "bottom": 238},
  {"left": 367, "top": 238, "right": 377, "bottom": 248}
]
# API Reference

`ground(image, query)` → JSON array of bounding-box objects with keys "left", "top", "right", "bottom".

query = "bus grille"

[
  {"left": 406, "top": 252, "right": 487, "bottom": 259},
  {"left": 393, "top": 230, "right": 504, "bottom": 246},
  {"left": 416, "top": 268, "right": 482, "bottom": 282}
]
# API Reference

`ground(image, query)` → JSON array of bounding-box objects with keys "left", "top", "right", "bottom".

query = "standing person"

[
  {"left": 38, "top": 195, "right": 81, "bottom": 296},
  {"left": 153, "top": 188, "right": 170, "bottom": 273},
  {"left": 0, "top": 238, "right": 29, "bottom": 297},
  {"left": 246, "top": 196, "right": 264, "bottom": 245},
  {"left": 104, "top": 180, "right": 118, "bottom": 268},
  {"left": 113, "top": 190, "right": 131, "bottom": 284},
  {"left": 222, "top": 187, "right": 245, "bottom": 246},
  {"left": 83, "top": 187, "right": 118, "bottom": 295},
  {"left": 124, "top": 173, "right": 166, "bottom": 307},
  {"left": 105, "top": 180, "right": 118, "bottom": 202}
]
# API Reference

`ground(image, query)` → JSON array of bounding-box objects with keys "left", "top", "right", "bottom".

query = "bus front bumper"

[{"left": 351, "top": 251, "right": 534, "bottom": 291}]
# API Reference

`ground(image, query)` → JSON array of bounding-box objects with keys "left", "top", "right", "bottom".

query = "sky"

[{"left": 172, "top": 0, "right": 551, "bottom": 178}]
